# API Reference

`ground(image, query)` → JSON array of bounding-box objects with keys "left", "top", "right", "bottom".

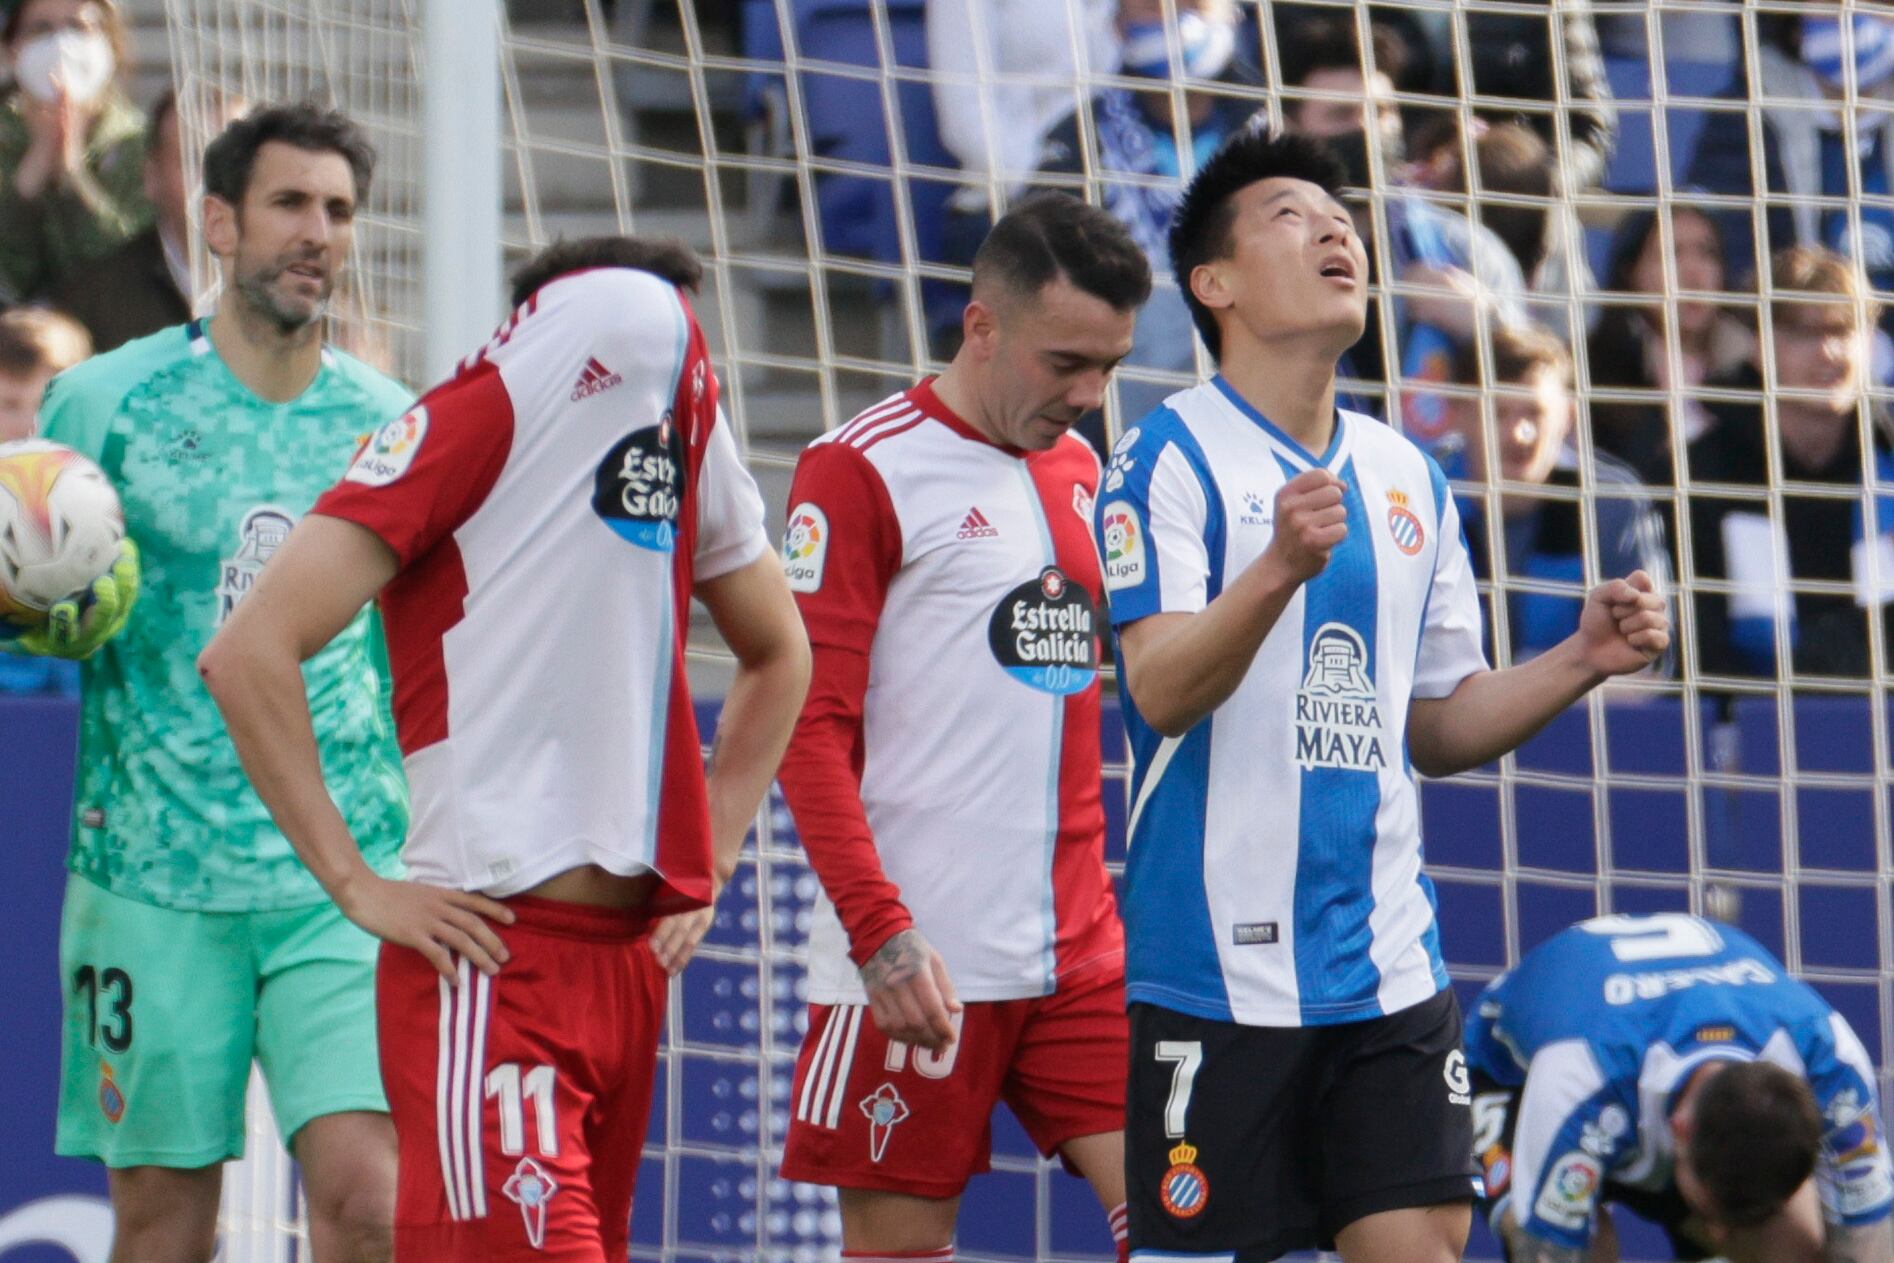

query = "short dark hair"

[
  {"left": 1691, "top": 1061, "right": 1823, "bottom": 1228},
  {"left": 145, "top": 87, "right": 177, "bottom": 156},
  {"left": 0, "top": 307, "right": 91, "bottom": 377},
  {"left": 971, "top": 192, "right": 1151, "bottom": 314},
  {"left": 1169, "top": 128, "right": 1348, "bottom": 361},
  {"left": 507, "top": 236, "right": 704, "bottom": 308},
  {"left": 201, "top": 103, "right": 376, "bottom": 208},
  {"left": 1449, "top": 323, "right": 1571, "bottom": 391},
  {"left": 1279, "top": 15, "right": 1408, "bottom": 96}
]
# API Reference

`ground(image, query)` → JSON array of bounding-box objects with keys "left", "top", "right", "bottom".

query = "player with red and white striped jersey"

[
  {"left": 201, "top": 237, "right": 811, "bottom": 1262},
  {"left": 777, "top": 194, "right": 1151, "bottom": 1263}
]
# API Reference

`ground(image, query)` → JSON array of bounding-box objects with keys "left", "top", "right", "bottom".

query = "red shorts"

[
  {"left": 377, "top": 896, "right": 666, "bottom": 1262},
  {"left": 780, "top": 960, "right": 1127, "bottom": 1198}
]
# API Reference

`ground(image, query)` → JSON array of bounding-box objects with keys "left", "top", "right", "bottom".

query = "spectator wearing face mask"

[
  {"left": 1687, "top": 10, "right": 1894, "bottom": 323},
  {"left": 1032, "top": 0, "right": 1261, "bottom": 432},
  {"left": 0, "top": 0, "right": 149, "bottom": 304}
]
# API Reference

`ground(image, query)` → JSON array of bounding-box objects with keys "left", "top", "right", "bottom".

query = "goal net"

[{"left": 156, "top": 2, "right": 1893, "bottom": 1260}]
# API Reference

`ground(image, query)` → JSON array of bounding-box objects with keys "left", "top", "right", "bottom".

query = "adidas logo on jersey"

[
  {"left": 570, "top": 356, "right": 624, "bottom": 402},
  {"left": 955, "top": 507, "right": 999, "bottom": 540}
]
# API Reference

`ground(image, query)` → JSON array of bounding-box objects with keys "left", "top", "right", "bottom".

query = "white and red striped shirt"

[
  {"left": 314, "top": 267, "right": 769, "bottom": 911},
  {"left": 778, "top": 380, "right": 1123, "bottom": 1004}
]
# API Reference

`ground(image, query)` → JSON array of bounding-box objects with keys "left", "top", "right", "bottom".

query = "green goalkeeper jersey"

[{"left": 39, "top": 319, "right": 412, "bottom": 912}]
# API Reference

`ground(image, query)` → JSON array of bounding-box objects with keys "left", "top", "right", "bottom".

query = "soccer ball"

[{"left": 0, "top": 439, "right": 125, "bottom": 625}]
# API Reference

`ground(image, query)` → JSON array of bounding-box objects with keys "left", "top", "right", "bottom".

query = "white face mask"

[{"left": 14, "top": 30, "right": 116, "bottom": 106}]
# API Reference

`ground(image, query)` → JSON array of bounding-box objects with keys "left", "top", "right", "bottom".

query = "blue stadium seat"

[
  {"left": 1723, "top": 696, "right": 1882, "bottom": 875},
  {"left": 1420, "top": 781, "right": 1503, "bottom": 871},
  {"left": 1731, "top": 883, "right": 1789, "bottom": 960},
  {"left": 1799, "top": 884, "right": 1881, "bottom": 971},
  {"left": 1610, "top": 885, "right": 1693, "bottom": 917},
  {"left": 630, "top": 1154, "right": 666, "bottom": 1246},
  {"left": 1602, "top": 55, "right": 1735, "bottom": 196},
  {"left": 1433, "top": 877, "right": 1507, "bottom": 971},
  {"left": 780, "top": 0, "right": 955, "bottom": 273},
  {"left": 958, "top": 1163, "right": 1039, "bottom": 1256},
  {"left": 1516, "top": 882, "right": 1599, "bottom": 954},
  {"left": 1050, "top": 1170, "right": 1119, "bottom": 1255},
  {"left": 1814, "top": 981, "right": 1885, "bottom": 1065}
]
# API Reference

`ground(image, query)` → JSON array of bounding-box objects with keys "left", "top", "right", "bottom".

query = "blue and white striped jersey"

[
  {"left": 1095, "top": 377, "right": 1488, "bottom": 1028},
  {"left": 1464, "top": 915, "right": 1894, "bottom": 1250}
]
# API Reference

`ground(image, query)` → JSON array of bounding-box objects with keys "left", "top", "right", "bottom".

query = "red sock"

[
  {"left": 1108, "top": 1201, "right": 1129, "bottom": 1263},
  {"left": 841, "top": 1249, "right": 953, "bottom": 1263}
]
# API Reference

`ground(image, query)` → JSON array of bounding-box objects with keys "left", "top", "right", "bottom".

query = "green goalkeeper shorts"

[{"left": 55, "top": 874, "right": 387, "bottom": 1168}]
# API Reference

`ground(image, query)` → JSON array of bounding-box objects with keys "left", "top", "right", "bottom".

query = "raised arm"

[
  {"left": 1116, "top": 468, "right": 1344, "bottom": 736},
  {"left": 1407, "top": 571, "right": 1669, "bottom": 777}
]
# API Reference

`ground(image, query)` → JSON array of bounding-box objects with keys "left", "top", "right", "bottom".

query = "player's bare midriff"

[{"left": 521, "top": 863, "right": 660, "bottom": 909}]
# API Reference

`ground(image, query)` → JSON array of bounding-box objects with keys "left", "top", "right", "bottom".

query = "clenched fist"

[{"left": 1265, "top": 468, "right": 1348, "bottom": 583}]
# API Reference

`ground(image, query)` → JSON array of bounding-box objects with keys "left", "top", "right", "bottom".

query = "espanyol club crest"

[
  {"left": 1386, "top": 488, "right": 1425, "bottom": 556},
  {"left": 97, "top": 1062, "right": 125, "bottom": 1124},
  {"left": 1159, "top": 1140, "right": 1209, "bottom": 1219}
]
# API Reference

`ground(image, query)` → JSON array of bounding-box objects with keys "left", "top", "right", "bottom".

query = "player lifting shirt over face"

[
  {"left": 776, "top": 192, "right": 1151, "bottom": 1263},
  {"left": 202, "top": 235, "right": 811, "bottom": 1261},
  {"left": 1095, "top": 127, "right": 1672, "bottom": 1262}
]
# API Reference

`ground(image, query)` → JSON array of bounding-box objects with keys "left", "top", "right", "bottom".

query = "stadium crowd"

[
  {"left": 2, "top": 5, "right": 1891, "bottom": 1263},
  {"left": 7, "top": 0, "right": 1894, "bottom": 696}
]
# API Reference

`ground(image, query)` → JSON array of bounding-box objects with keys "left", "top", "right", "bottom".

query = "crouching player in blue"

[{"left": 1465, "top": 913, "right": 1894, "bottom": 1263}]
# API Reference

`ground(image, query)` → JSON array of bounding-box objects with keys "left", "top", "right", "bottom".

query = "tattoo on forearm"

[
  {"left": 858, "top": 929, "right": 925, "bottom": 990},
  {"left": 1826, "top": 1219, "right": 1894, "bottom": 1263}
]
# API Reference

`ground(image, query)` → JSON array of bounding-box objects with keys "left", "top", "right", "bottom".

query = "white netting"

[{"left": 152, "top": 2, "right": 1894, "bottom": 1260}]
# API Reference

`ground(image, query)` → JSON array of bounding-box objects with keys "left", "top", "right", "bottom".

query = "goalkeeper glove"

[{"left": 10, "top": 538, "right": 141, "bottom": 660}]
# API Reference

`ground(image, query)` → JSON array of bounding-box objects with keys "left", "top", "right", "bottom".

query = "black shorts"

[
  {"left": 1469, "top": 1072, "right": 1711, "bottom": 1262},
  {"left": 1127, "top": 988, "right": 1481, "bottom": 1259}
]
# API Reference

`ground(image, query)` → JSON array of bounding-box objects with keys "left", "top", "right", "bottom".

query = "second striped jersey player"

[{"left": 1099, "top": 130, "right": 1673, "bottom": 1263}]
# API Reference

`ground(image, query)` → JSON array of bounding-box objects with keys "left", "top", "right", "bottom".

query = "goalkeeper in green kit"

[{"left": 10, "top": 104, "right": 460, "bottom": 1262}]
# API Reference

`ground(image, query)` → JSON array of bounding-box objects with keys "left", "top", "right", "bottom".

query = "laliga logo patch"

[
  {"left": 1100, "top": 502, "right": 1144, "bottom": 590},
  {"left": 593, "top": 414, "right": 683, "bottom": 552},
  {"left": 1386, "top": 489, "right": 1425, "bottom": 556},
  {"left": 1533, "top": 1151, "right": 1600, "bottom": 1232},
  {"left": 782, "top": 503, "right": 828, "bottom": 593},
  {"left": 859, "top": 1083, "right": 910, "bottom": 1163},
  {"left": 502, "top": 1155, "right": 559, "bottom": 1249},
  {"left": 345, "top": 407, "right": 428, "bottom": 487},
  {"left": 98, "top": 1062, "right": 124, "bottom": 1124},
  {"left": 987, "top": 566, "right": 1097, "bottom": 696},
  {"left": 1159, "top": 1140, "right": 1209, "bottom": 1219}
]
